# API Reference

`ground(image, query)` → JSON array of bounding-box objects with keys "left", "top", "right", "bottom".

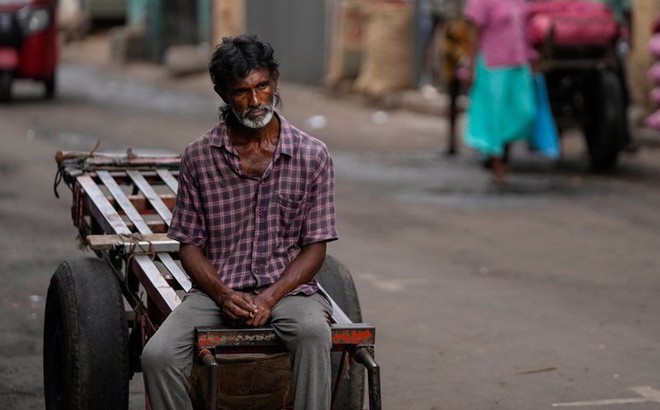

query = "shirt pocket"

[{"left": 277, "top": 193, "right": 305, "bottom": 235}]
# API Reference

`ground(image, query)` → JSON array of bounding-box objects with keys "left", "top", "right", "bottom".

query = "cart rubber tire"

[
  {"left": 583, "top": 69, "right": 624, "bottom": 172},
  {"left": 0, "top": 72, "right": 12, "bottom": 102},
  {"left": 44, "top": 76, "right": 56, "bottom": 99},
  {"left": 43, "top": 257, "right": 129, "bottom": 410},
  {"left": 316, "top": 255, "right": 365, "bottom": 410}
]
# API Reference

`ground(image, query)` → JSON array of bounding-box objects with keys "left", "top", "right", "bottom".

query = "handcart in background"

[{"left": 528, "top": 0, "right": 629, "bottom": 171}]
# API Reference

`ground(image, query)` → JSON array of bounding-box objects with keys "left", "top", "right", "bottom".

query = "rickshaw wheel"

[
  {"left": 583, "top": 69, "right": 624, "bottom": 172},
  {"left": 43, "top": 257, "right": 129, "bottom": 410},
  {"left": 317, "top": 255, "right": 365, "bottom": 410},
  {"left": 0, "top": 72, "right": 12, "bottom": 102},
  {"left": 44, "top": 76, "right": 56, "bottom": 99}
]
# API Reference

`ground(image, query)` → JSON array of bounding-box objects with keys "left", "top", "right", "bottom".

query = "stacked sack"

[{"left": 645, "top": 16, "right": 660, "bottom": 130}]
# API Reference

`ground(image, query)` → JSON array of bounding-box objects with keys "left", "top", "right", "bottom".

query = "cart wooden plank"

[
  {"left": 131, "top": 254, "right": 181, "bottom": 314},
  {"left": 156, "top": 169, "right": 179, "bottom": 194},
  {"left": 97, "top": 171, "right": 152, "bottom": 233},
  {"left": 318, "top": 284, "right": 352, "bottom": 324},
  {"left": 77, "top": 175, "right": 132, "bottom": 235},
  {"left": 97, "top": 170, "right": 192, "bottom": 291},
  {"left": 159, "top": 254, "right": 192, "bottom": 292},
  {"left": 126, "top": 170, "right": 173, "bottom": 225},
  {"left": 86, "top": 233, "right": 193, "bottom": 292},
  {"left": 86, "top": 233, "right": 177, "bottom": 251}
]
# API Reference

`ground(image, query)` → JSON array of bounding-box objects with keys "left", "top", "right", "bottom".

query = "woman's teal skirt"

[{"left": 464, "top": 55, "right": 536, "bottom": 157}]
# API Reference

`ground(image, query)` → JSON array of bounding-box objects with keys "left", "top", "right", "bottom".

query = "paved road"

[{"left": 2, "top": 44, "right": 660, "bottom": 409}]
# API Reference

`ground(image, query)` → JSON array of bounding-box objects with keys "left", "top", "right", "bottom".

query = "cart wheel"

[
  {"left": 316, "top": 255, "right": 365, "bottom": 410},
  {"left": 43, "top": 257, "right": 129, "bottom": 410},
  {"left": 44, "top": 76, "right": 56, "bottom": 99},
  {"left": 583, "top": 69, "right": 625, "bottom": 172},
  {"left": 0, "top": 72, "right": 12, "bottom": 103}
]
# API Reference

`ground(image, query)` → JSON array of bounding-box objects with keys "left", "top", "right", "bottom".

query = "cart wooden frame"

[{"left": 46, "top": 150, "right": 381, "bottom": 410}]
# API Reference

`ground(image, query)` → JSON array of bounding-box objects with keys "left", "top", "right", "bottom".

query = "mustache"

[{"left": 236, "top": 104, "right": 273, "bottom": 119}]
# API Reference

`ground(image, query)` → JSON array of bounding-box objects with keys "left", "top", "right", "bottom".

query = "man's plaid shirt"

[{"left": 168, "top": 114, "right": 338, "bottom": 295}]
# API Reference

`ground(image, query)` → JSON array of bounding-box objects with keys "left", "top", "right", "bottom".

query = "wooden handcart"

[{"left": 44, "top": 150, "right": 381, "bottom": 410}]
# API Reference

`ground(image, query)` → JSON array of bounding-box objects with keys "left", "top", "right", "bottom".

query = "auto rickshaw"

[{"left": 0, "top": 0, "right": 58, "bottom": 102}]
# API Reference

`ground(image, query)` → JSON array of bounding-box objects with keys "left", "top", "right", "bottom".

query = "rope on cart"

[
  {"left": 119, "top": 233, "right": 158, "bottom": 260},
  {"left": 53, "top": 165, "right": 64, "bottom": 198},
  {"left": 53, "top": 140, "right": 101, "bottom": 198},
  {"left": 121, "top": 233, "right": 159, "bottom": 295}
]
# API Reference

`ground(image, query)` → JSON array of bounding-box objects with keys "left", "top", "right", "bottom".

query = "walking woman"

[{"left": 463, "top": 0, "right": 536, "bottom": 184}]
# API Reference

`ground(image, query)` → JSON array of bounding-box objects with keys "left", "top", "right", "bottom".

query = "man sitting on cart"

[{"left": 141, "top": 34, "right": 338, "bottom": 410}]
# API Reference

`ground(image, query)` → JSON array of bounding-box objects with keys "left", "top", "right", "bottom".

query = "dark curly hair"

[{"left": 209, "top": 34, "right": 280, "bottom": 96}]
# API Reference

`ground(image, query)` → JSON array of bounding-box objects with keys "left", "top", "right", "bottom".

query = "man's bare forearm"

[
  {"left": 256, "top": 242, "right": 326, "bottom": 307},
  {"left": 179, "top": 244, "right": 228, "bottom": 306},
  {"left": 179, "top": 243, "right": 258, "bottom": 322},
  {"left": 181, "top": 242, "right": 327, "bottom": 326}
]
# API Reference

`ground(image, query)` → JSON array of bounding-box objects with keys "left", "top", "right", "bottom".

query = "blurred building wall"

[
  {"left": 245, "top": 0, "right": 330, "bottom": 85},
  {"left": 211, "top": 0, "right": 245, "bottom": 45},
  {"left": 141, "top": 0, "right": 415, "bottom": 90},
  {"left": 208, "top": 0, "right": 329, "bottom": 85},
  {"left": 326, "top": 0, "right": 415, "bottom": 96}
]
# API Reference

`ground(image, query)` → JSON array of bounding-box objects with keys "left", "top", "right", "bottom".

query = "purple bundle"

[
  {"left": 646, "top": 19, "right": 660, "bottom": 131},
  {"left": 649, "top": 34, "right": 660, "bottom": 59}
]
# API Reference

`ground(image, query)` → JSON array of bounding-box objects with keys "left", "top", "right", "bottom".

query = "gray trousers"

[{"left": 141, "top": 291, "right": 333, "bottom": 410}]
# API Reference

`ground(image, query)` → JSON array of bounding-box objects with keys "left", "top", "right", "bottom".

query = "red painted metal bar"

[{"left": 196, "top": 323, "right": 375, "bottom": 352}]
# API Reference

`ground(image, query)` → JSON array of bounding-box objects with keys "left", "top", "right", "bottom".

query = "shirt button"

[{"left": 256, "top": 208, "right": 262, "bottom": 215}]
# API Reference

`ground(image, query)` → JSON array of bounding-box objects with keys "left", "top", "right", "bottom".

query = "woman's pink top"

[{"left": 464, "top": 0, "right": 529, "bottom": 67}]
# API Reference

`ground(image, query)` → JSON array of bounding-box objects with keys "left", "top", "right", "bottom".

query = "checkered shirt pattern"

[{"left": 168, "top": 114, "right": 338, "bottom": 295}]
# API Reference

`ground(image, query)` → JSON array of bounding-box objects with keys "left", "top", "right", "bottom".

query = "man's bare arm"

[
  {"left": 247, "top": 241, "right": 327, "bottom": 326},
  {"left": 179, "top": 243, "right": 257, "bottom": 322}
]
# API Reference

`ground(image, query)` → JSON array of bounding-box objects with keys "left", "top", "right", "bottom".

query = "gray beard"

[{"left": 232, "top": 104, "right": 275, "bottom": 129}]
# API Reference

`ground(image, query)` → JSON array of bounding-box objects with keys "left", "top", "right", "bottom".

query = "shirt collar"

[{"left": 209, "top": 112, "right": 295, "bottom": 158}]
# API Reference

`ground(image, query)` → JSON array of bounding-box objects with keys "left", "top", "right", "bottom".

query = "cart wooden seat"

[{"left": 194, "top": 323, "right": 379, "bottom": 410}]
